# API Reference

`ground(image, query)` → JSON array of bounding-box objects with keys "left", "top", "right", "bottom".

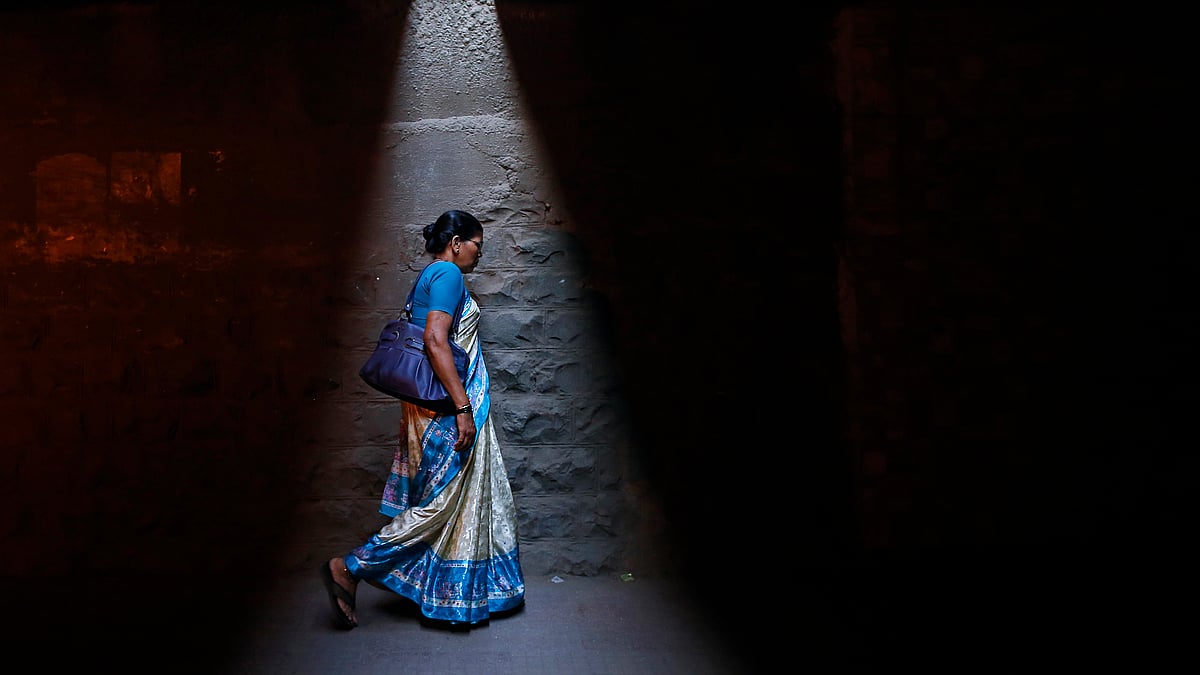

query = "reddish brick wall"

[{"left": 0, "top": 4, "right": 409, "bottom": 655}]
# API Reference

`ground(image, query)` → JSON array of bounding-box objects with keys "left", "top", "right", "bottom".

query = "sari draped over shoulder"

[{"left": 345, "top": 287, "right": 525, "bottom": 625}]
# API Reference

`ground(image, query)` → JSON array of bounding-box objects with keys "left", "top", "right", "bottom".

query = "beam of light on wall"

[{"left": 296, "top": 0, "right": 600, "bottom": 578}]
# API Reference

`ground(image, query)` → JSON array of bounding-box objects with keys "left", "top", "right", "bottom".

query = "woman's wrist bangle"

[{"left": 454, "top": 403, "right": 472, "bottom": 415}]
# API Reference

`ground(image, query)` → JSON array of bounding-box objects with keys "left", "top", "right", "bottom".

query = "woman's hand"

[{"left": 454, "top": 412, "right": 476, "bottom": 452}]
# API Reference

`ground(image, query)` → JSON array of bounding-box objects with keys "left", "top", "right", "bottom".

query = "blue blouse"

[{"left": 409, "top": 261, "right": 465, "bottom": 328}]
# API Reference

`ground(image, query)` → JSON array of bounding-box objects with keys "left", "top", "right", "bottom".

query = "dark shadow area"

[
  {"left": 833, "top": 6, "right": 1194, "bottom": 670},
  {"left": 498, "top": 2, "right": 1193, "bottom": 670},
  {"left": 497, "top": 2, "right": 856, "bottom": 670}
]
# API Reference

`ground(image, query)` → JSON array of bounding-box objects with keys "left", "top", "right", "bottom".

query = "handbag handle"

[{"left": 403, "top": 262, "right": 468, "bottom": 342}]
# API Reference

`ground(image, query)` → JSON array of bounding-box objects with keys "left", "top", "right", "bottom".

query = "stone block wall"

[
  {"left": 3, "top": 5, "right": 1187, "bottom": 661},
  {"left": 304, "top": 211, "right": 642, "bottom": 578}
]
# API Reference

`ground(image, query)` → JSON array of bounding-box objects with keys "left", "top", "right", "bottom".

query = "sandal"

[{"left": 319, "top": 561, "right": 358, "bottom": 629}]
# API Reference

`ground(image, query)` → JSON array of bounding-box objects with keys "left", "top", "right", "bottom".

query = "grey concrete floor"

[
  {"left": 3, "top": 567, "right": 862, "bottom": 674},
  {"left": 225, "top": 572, "right": 753, "bottom": 674},
  {"left": 7, "top": 557, "right": 1170, "bottom": 673}
]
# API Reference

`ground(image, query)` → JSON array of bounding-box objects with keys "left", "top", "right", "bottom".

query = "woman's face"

[{"left": 459, "top": 234, "right": 483, "bottom": 272}]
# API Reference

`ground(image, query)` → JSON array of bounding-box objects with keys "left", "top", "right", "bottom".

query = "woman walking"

[{"left": 320, "top": 209, "right": 525, "bottom": 628}]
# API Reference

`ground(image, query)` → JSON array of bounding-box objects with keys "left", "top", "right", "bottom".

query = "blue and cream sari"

[{"left": 344, "top": 280, "right": 525, "bottom": 625}]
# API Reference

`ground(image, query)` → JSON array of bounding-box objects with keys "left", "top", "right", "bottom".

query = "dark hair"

[{"left": 422, "top": 210, "right": 483, "bottom": 254}]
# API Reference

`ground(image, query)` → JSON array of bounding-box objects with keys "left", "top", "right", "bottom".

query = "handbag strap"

[{"left": 403, "top": 262, "right": 468, "bottom": 339}]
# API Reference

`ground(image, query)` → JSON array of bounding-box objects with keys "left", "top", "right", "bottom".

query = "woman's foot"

[{"left": 319, "top": 557, "right": 359, "bottom": 629}]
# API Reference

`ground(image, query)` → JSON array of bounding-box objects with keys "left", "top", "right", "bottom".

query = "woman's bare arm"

[{"left": 424, "top": 310, "right": 475, "bottom": 452}]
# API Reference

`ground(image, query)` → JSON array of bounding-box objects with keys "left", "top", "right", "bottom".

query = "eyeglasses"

[{"left": 462, "top": 238, "right": 483, "bottom": 254}]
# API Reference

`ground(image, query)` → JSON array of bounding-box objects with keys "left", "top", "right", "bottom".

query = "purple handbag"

[{"left": 359, "top": 265, "right": 468, "bottom": 414}]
